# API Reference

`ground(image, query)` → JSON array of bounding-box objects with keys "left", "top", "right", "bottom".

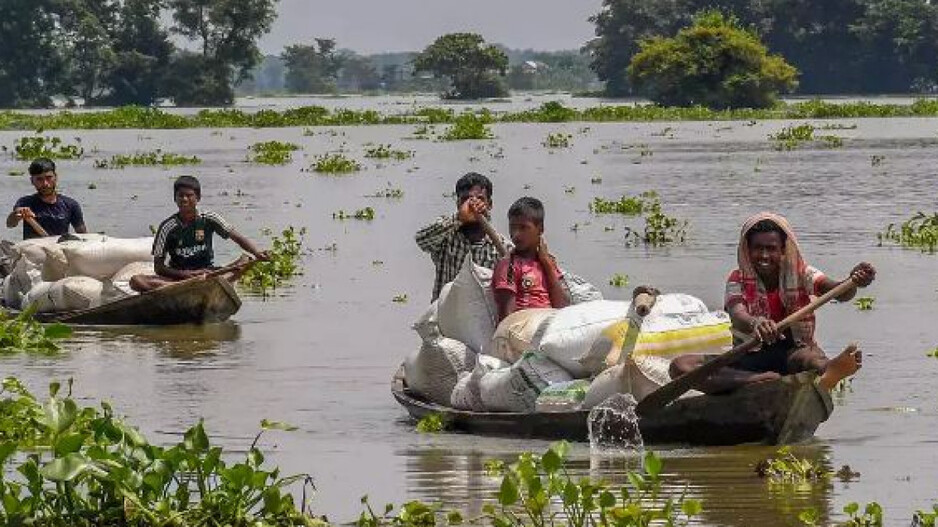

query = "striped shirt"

[
  {"left": 415, "top": 215, "right": 505, "bottom": 300},
  {"left": 152, "top": 211, "right": 233, "bottom": 270}
]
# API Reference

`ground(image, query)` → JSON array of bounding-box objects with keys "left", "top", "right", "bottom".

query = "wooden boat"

[
  {"left": 33, "top": 276, "right": 241, "bottom": 325},
  {"left": 392, "top": 367, "right": 834, "bottom": 446}
]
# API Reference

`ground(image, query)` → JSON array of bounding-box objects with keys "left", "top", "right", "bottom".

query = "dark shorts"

[{"left": 731, "top": 330, "right": 799, "bottom": 375}]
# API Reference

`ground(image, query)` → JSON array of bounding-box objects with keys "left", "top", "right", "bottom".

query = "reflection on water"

[
  {"left": 75, "top": 322, "right": 241, "bottom": 358},
  {"left": 401, "top": 444, "right": 833, "bottom": 527}
]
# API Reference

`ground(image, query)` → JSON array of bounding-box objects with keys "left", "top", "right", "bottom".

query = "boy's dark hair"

[
  {"left": 28, "top": 158, "right": 56, "bottom": 176},
  {"left": 455, "top": 172, "right": 492, "bottom": 201},
  {"left": 508, "top": 196, "right": 545, "bottom": 227},
  {"left": 746, "top": 219, "right": 787, "bottom": 245},
  {"left": 173, "top": 175, "right": 201, "bottom": 199}
]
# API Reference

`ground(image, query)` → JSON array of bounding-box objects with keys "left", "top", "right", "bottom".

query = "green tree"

[
  {"left": 0, "top": 0, "right": 65, "bottom": 107},
  {"left": 337, "top": 53, "right": 381, "bottom": 92},
  {"left": 282, "top": 38, "right": 343, "bottom": 93},
  {"left": 101, "top": 0, "right": 175, "bottom": 105},
  {"left": 627, "top": 11, "right": 798, "bottom": 108},
  {"left": 413, "top": 33, "right": 509, "bottom": 99},
  {"left": 55, "top": 0, "right": 120, "bottom": 102},
  {"left": 167, "top": 0, "right": 277, "bottom": 105}
]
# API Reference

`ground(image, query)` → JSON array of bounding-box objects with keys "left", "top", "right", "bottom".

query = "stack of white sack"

[
  {"left": 534, "top": 293, "right": 733, "bottom": 411},
  {"left": 404, "top": 283, "right": 478, "bottom": 406},
  {"left": 2, "top": 235, "right": 154, "bottom": 312}
]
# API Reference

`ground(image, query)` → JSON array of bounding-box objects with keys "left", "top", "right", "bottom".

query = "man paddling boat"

[
  {"left": 669, "top": 212, "right": 875, "bottom": 393},
  {"left": 130, "top": 176, "right": 269, "bottom": 292},
  {"left": 6, "top": 158, "right": 88, "bottom": 239}
]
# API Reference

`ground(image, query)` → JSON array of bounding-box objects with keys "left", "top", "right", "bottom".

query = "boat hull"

[{"left": 392, "top": 369, "right": 833, "bottom": 445}]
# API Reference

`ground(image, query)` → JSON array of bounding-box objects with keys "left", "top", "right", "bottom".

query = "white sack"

[
  {"left": 537, "top": 300, "right": 631, "bottom": 378},
  {"left": 479, "top": 352, "right": 573, "bottom": 413},
  {"left": 110, "top": 261, "right": 154, "bottom": 282},
  {"left": 62, "top": 237, "right": 153, "bottom": 280},
  {"left": 403, "top": 336, "right": 476, "bottom": 405},
  {"left": 23, "top": 276, "right": 104, "bottom": 313},
  {"left": 413, "top": 283, "right": 450, "bottom": 342},
  {"left": 437, "top": 257, "right": 497, "bottom": 354},
  {"left": 451, "top": 354, "right": 507, "bottom": 411},
  {"left": 2, "top": 258, "right": 43, "bottom": 309},
  {"left": 485, "top": 308, "right": 555, "bottom": 363}
]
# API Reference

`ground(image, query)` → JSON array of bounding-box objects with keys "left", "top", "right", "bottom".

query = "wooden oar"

[
  {"left": 170, "top": 258, "right": 256, "bottom": 288},
  {"left": 24, "top": 217, "right": 50, "bottom": 238},
  {"left": 476, "top": 214, "right": 508, "bottom": 257},
  {"left": 634, "top": 277, "right": 858, "bottom": 416}
]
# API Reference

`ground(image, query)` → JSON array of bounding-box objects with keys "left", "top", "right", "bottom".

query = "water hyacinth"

[{"left": 879, "top": 212, "right": 938, "bottom": 253}]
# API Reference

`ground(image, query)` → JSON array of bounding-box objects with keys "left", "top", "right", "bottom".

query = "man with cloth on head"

[{"left": 6, "top": 158, "right": 87, "bottom": 239}]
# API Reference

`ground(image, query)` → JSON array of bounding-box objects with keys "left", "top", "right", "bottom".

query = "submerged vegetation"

[
  {"left": 333, "top": 207, "right": 376, "bottom": 221},
  {"left": 543, "top": 132, "right": 573, "bottom": 148},
  {"left": 755, "top": 447, "right": 830, "bottom": 485},
  {"left": 249, "top": 140, "right": 301, "bottom": 164},
  {"left": 239, "top": 227, "right": 305, "bottom": 297},
  {"left": 3, "top": 136, "right": 84, "bottom": 160},
  {"left": 878, "top": 212, "right": 938, "bottom": 253},
  {"left": 3, "top": 101, "right": 938, "bottom": 131},
  {"left": 94, "top": 150, "right": 202, "bottom": 169},
  {"left": 312, "top": 153, "right": 362, "bottom": 173},
  {"left": 769, "top": 124, "right": 844, "bottom": 150}
]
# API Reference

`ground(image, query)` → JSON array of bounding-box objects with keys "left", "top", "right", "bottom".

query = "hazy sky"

[{"left": 258, "top": 0, "right": 605, "bottom": 55}]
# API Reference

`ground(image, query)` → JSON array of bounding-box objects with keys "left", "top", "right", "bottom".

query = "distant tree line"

[
  {"left": 0, "top": 0, "right": 276, "bottom": 108},
  {"left": 588, "top": 0, "right": 938, "bottom": 97}
]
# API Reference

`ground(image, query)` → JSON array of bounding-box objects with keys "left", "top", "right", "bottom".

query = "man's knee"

[{"left": 669, "top": 355, "right": 700, "bottom": 379}]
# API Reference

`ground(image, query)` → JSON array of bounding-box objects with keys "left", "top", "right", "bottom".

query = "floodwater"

[{"left": 1, "top": 97, "right": 937, "bottom": 525}]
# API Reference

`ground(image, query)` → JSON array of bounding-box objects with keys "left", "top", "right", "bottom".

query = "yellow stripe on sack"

[
  {"left": 634, "top": 323, "right": 731, "bottom": 344},
  {"left": 632, "top": 337, "right": 731, "bottom": 358}
]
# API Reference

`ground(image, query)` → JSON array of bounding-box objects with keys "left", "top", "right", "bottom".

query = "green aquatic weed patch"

[
  {"left": 590, "top": 193, "right": 650, "bottom": 215},
  {"left": 4, "top": 135, "right": 84, "bottom": 160},
  {"left": 312, "top": 153, "right": 362, "bottom": 173},
  {"left": 0, "top": 377, "right": 319, "bottom": 527},
  {"left": 0, "top": 308, "right": 71, "bottom": 355},
  {"left": 769, "top": 124, "right": 843, "bottom": 150},
  {"left": 333, "top": 207, "right": 375, "bottom": 221},
  {"left": 879, "top": 212, "right": 938, "bottom": 253},
  {"left": 542, "top": 132, "right": 573, "bottom": 148},
  {"left": 366, "top": 185, "right": 404, "bottom": 199},
  {"left": 415, "top": 413, "right": 445, "bottom": 433},
  {"left": 854, "top": 296, "right": 875, "bottom": 310},
  {"left": 620, "top": 194, "right": 688, "bottom": 246},
  {"left": 609, "top": 273, "right": 629, "bottom": 287},
  {"left": 249, "top": 140, "right": 301, "bottom": 164},
  {"left": 94, "top": 149, "right": 201, "bottom": 168},
  {"left": 756, "top": 446, "right": 830, "bottom": 486},
  {"left": 239, "top": 226, "right": 305, "bottom": 297},
  {"left": 439, "top": 112, "right": 494, "bottom": 141},
  {"left": 364, "top": 144, "right": 413, "bottom": 160}
]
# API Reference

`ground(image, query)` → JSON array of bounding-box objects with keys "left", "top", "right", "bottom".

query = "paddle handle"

[
  {"left": 24, "top": 217, "right": 49, "bottom": 238},
  {"left": 635, "top": 277, "right": 858, "bottom": 416},
  {"left": 476, "top": 214, "right": 508, "bottom": 258}
]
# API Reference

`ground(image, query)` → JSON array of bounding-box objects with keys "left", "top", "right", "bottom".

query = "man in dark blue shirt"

[{"left": 6, "top": 158, "right": 87, "bottom": 239}]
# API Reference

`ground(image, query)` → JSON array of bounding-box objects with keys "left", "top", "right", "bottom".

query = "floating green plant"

[
  {"left": 364, "top": 144, "right": 413, "bottom": 160},
  {"left": 439, "top": 112, "right": 493, "bottom": 141},
  {"left": 879, "top": 212, "right": 938, "bottom": 253},
  {"left": 871, "top": 155, "right": 885, "bottom": 166},
  {"left": 0, "top": 308, "right": 71, "bottom": 355},
  {"left": 312, "top": 153, "right": 362, "bottom": 173},
  {"left": 590, "top": 176, "right": 603, "bottom": 184},
  {"left": 392, "top": 294, "right": 408, "bottom": 303},
  {"left": 756, "top": 446, "right": 830, "bottom": 485},
  {"left": 590, "top": 191, "right": 657, "bottom": 215},
  {"left": 769, "top": 124, "right": 815, "bottom": 150},
  {"left": 366, "top": 185, "right": 404, "bottom": 199},
  {"left": 238, "top": 226, "right": 305, "bottom": 298},
  {"left": 542, "top": 132, "right": 572, "bottom": 148},
  {"left": 248, "top": 140, "right": 300, "bottom": 165},
  {"left": 4, "top": 135, "right": 83, "bottom": 160},
  {"left": 854, "top": 296, "right": 875, "bottom": 310},
  {"left": 609, "top": 273, "right": 630, "bottom": 287},
  {"left": 415, "top": 412, "right": 445, "bottom": 433},
  {"left": 333, "top": 207, "right": 375, "bottom": 221},
  {"left": 927, "top": 347, "right": 938, "bottom": 358},
  {"left": 94, "top": 149, "right": 201, "bottom": 168}
]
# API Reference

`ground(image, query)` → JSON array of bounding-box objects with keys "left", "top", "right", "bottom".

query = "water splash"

[{"left": 587, "top": 393, "right": 644, "bottom": 454}]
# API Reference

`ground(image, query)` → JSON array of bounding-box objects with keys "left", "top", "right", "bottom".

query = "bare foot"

[{"left": 818, "top": 344, "right": 862, "bottom": 391}]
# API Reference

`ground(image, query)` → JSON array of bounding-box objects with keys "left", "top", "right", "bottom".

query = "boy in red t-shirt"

[{"left": 492, "top": 197, "right": 569, "bottom": 323}]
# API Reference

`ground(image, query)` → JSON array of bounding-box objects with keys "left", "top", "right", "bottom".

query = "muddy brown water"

[{"left": 1, "top": 99, "right": 937, "bottom": 525}]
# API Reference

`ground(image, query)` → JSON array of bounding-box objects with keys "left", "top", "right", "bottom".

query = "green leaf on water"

[
  {"left": 54, "top": 432, "right": 86, "bottom": 456},
  {"left": 43, "top": 323, "right": 72, "bottom": 339},
  {"left": 541, "top": 448, "right": 562, "bottom": 474},
  {"left": 260, "top": 419, "right": 298, "bottom": 431},
  {"left": 498, "top": 476, "right": 519, "bottom": 506},
  {"left": 644, "top": 451, "right": 663, "bottom": 478},
  {"left": 41, "top": 453, "right": 91, "bottom": 481}
]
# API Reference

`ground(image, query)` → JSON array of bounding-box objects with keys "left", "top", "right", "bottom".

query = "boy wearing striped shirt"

[{"left": 130, "top": 176, "right": 268, "bottom": 292}]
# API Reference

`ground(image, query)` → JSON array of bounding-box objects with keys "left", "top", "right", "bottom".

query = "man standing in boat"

[
  {"left": 669, "top": 212, "right": 875, "bottom": 393},
  {"left": 415, "top": 172, "right": 507, "bottom": 301},
  {"left": 6, "top": 158, "right": 88, "bottom": 239},
  {"left": 129, "top": 176, "right": 269, "bottom": 292}
]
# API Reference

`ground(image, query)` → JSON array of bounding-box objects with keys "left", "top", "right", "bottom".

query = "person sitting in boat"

[
  {"left": 6, "top": 158, "right": 88, "bottom": 239},
  {"left": 129, "top": 176, "right": 269, "bottom": 292},
  {"left": 415, "top": 172, "right": 507, "bottom": 301},
  {"left": 493, "top": 197, "right": 569, "bottom": 323},
  {"left": 669, "top": 212, "right": 875, "bottom": 393}
]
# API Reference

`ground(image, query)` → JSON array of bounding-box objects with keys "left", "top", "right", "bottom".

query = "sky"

[{"left": 258, "top": 0, "right": 605, "bottom": 55}]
